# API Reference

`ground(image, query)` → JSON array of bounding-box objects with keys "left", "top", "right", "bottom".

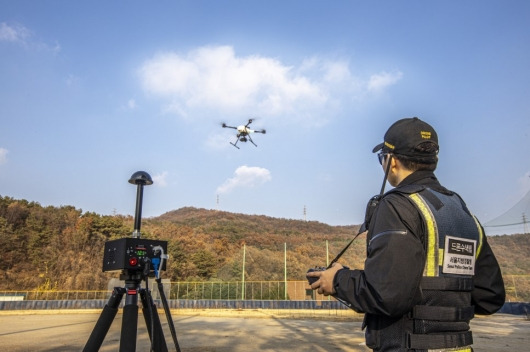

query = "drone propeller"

[{"left": 221, "top": 122, "right": 237, "bottom": 129}]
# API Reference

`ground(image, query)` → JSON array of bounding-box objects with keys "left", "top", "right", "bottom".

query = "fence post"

[{"left": 512, "top": 275, "right": 518, "bottom": 300}]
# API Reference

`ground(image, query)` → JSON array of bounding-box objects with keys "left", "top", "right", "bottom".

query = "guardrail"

[
  {"left": 1, "top": 275, "right": 528, "bottom": 302},
  {"left": 1, "top": 283, "right": 529, "bottom": 316},
  {"left": 0, "top": 281, "right": 326, "bottom": 301},
  {"left": 170, "top": 280, "right": 320, "bottom": 300}
]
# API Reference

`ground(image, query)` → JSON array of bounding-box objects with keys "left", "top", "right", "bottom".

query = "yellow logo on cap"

[
  {"left": 420, "top": 131, "right": 431, "bottom": 139},
  {"left": 384, "top": 141, "right": 395, "bottom": 150}
]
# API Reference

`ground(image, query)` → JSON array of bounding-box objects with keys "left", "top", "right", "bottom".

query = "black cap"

[{"left": 372, "top": 117, "right": 438, "bottom": 162}]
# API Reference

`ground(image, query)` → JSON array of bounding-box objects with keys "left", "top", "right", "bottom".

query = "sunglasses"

[{"left": 377, "top": 152, "right": 390, "bottom": 165}]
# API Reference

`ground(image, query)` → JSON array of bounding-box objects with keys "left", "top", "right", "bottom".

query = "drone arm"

[{"left": 245, "top": 128, "right": 265, "bottom": 134}]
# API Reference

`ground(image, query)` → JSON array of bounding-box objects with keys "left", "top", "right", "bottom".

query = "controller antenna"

[{"left": 128, "top": 171, "right": 153, "bottom": 238}]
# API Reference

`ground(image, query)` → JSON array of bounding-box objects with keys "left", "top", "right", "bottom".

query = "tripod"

[
  {"left": 84, "top": 171, "right": 181, "bottom": 352},
  {"left": 84, "top": 270, "right": 180, "bottom": 352}
]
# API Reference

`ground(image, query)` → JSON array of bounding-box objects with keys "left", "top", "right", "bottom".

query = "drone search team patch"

[{"left": 442, "top": 236, "right": 476, "bottom": 275}]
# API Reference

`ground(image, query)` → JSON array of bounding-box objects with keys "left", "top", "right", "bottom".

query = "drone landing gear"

[
  {"left": 230, "top": 134, "right": 257, "bottom": 149},
  {"left": 246, "top": 135, "right": 258, "bottom": 147}
]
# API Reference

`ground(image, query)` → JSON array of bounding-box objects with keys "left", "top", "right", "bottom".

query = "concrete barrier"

[
  {"left": 498, "top": 301, "right": 530, "bottom": 316},
  {"left": 0, "top": 299, "right": 528, "bottom": 316}
]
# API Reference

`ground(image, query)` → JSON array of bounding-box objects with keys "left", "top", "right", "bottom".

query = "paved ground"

[{"left": 0, "top": 310, "right": 528, "bottom": 351}]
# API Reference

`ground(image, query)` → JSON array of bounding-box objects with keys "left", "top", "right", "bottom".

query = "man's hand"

[{"left": 307, "top": 263, "right": 344, "bottom": 296}]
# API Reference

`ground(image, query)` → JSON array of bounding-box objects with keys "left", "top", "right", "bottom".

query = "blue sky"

[{"left": 1, "top": 1, "right": 529, "bottom": 235}]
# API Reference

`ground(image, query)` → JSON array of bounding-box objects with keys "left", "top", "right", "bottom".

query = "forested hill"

[
  {"left": 1, "top": 196, "right": 528, "bottom": 295},
  {"left": 155, "top": 206, "right": 358, "bottom": 238}
]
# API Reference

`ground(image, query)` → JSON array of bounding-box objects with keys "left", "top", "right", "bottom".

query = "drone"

[{"left": 222, "top": 118, "right": 266, "bottom": 149}]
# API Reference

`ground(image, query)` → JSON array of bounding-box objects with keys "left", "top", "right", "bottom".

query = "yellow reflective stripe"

[
  {"left": 409, "top": 193, "right": 439, "bottom": 277},
  {"left": 428, "top": 348, "right": 472, "bottom": 352},
  {"left": 472, "top": 215, "right": 484, "bottom": 258}
]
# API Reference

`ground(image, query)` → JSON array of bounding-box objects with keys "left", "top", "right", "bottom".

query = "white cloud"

[
  {"left": 139, "top": 46, "right": 339, "bottom": 125},
  {"left": 139, "top": 45, "right": 326, "bottom": 112},
  {"left": 139, "top": 45, "right": 403, "bottom": 126},
  {"left": 367, "top": 71, "right": 403, "bottom": 92},
  {"left": 322, "top": 61, "right": 352, "bottom": 83},
  {"left": 152, "top": 171, "right": 169, "bottom": 187},
  {"left": 0, "top": 148, "right": 8, "bottom": 165},
  {"left": 217, "top": 166, "right": 271, "bottom": 194},
  {"left": 0, "top": 22, "right": 60, "bottom": 53},
  {"left": 0, "top": 22, "right": 30, "bottom": 43}
]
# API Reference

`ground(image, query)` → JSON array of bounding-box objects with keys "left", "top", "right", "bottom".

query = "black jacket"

[{"left": 333, "top": 170, "right": 505, "bottom": 320}]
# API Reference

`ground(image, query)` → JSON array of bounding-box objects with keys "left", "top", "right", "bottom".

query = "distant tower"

[
  {"left": 216, "top": 194, "right": 220, "bottom": 211},
  {"left": 303, "top": 205, "right": 307, "bottom": 221},
  {"left": 523, "top": 213, "right": 528, "bottom": 235}
]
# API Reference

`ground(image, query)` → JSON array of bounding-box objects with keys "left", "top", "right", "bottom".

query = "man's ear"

[{"left": 390, "top": 155, "right": 399, "bottom": 170}]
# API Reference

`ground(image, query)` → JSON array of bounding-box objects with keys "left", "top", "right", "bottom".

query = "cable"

[
  {"left": 152, "top": 246, "right": 168, "bottom": 279},
  {"left": 484, "top": 221, "right": 527, "bottom": 228}
]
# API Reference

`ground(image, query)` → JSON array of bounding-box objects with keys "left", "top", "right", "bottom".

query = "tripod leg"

[
  {"left": 120, "top": 286, "right": 139, "bottom": 352},
  {"left": 141, "top": 288, "right": 168, "bottom": 352},
  {"left": 83, "top": 287, "right": 125, "bottom": 352},
  {"left": 157, "top": 279, "right": 181, "bottom": 352}
]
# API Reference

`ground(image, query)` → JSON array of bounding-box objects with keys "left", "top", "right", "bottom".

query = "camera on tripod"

[
  {"left": 85, "top": 171, "right": 181, "bottom": 352},
  {"left": 103, "top": 237, "right": 167, "bottom": 272}
]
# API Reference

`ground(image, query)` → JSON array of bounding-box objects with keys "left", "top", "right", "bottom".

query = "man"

[{"left": 308, "top": 117, "right": 505, "bottom": 351}]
